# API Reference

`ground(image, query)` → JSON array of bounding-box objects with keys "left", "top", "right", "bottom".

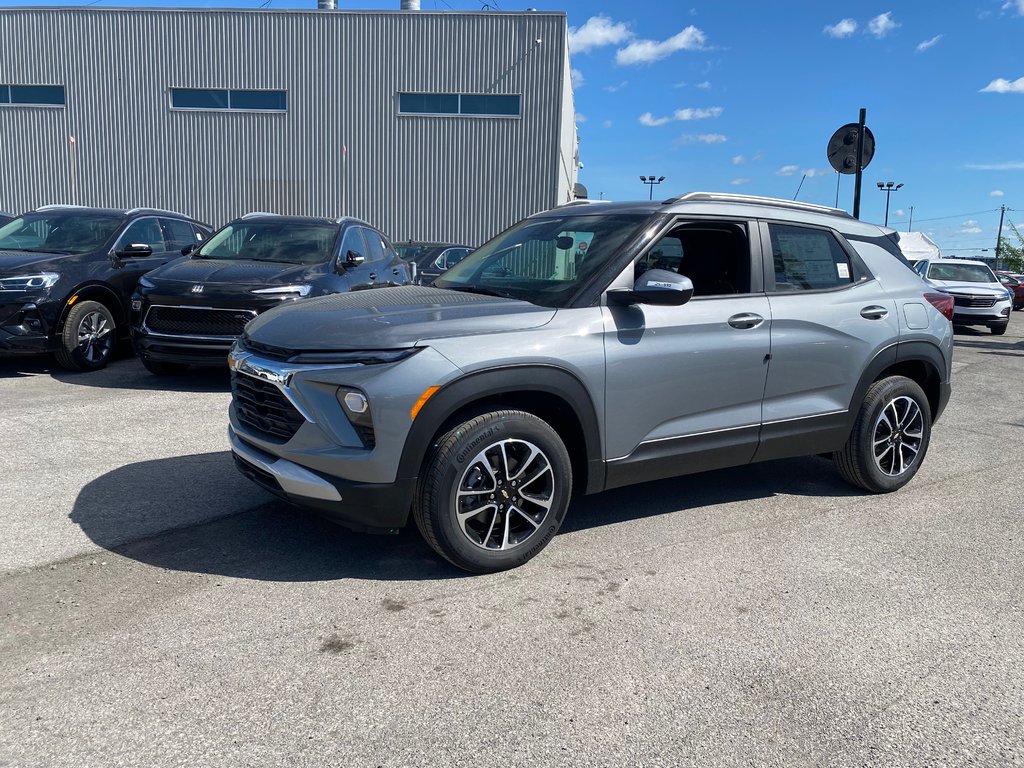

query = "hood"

[
  {"left": 0, "top": 250, "right": 77, "bottom": 274},
  {"left": 929, "top": 280, "right": 1007, "bottom": 297},
  {"left": 148, "top": 256, "right": 322, "bottom": 287},
  {"left": 245, "top": 285, "right": 555, "bottom": 351}
]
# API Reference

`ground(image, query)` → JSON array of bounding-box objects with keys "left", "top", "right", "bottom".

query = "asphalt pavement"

[{"left": 1, "top": 321, "right": 1022, "bottom": 767}]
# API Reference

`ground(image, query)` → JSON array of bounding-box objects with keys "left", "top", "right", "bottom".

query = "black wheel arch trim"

[
  {"left": 57, "top": 282, "right": 128, "bottom": 332},
  {"left": 847, "top": 340, "right": 949, "bottom": 431},
  {"left": 396, "top": 364, "right": 604, "bottom": 494}
]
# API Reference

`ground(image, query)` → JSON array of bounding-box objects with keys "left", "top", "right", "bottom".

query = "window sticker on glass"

[{"left": 837, "top": 262, "right": 850, "bottom": 279}]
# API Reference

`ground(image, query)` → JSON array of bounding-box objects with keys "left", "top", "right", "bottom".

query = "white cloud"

[
  {"left": 961, "top": 220, "right": 983, "bottom": 234},
  {"left": 868, "top": 12, "right": 899, "bottom": 39},
  {"left": 893, "top": 209, "right": 906, "bottom": 217},
  {"left": 571, "top": 68, "right": 585, "bottom": 89},
  {"left": 981, "top": 77, "right": 1024, "bottom": 93},
  {"left": 604, "top": 81, "right": 629, "bottom": 93},
  {"left": 568, "top": 15, "right": 632, "bottom": 54},
  {"left": 916, "top": 35, "right": 942, "bottom": 52},
  {"left": 615, "top": 26, "right": 707, "bottom": 65},
  {"left": 696, "top": 81, "right": 712, "bottom": 90},
  {"left": 639, "top": 112, "right": 672, "bottom": 127},
  {"left": 776, "top": 165, "right": 800, "bottom": 176},
  {"left": 1003, "top": 0, "right": 1024, "bottom": 15},
  {"left": 730, "top": 178, "right": 751, "bottom": 186},
  {"left": 674, "top": 106, "right": 723, "bottom": 120},
  {"left": 802, "top": 168, "right": 833, "bottom": 178},
  {"left": 676, "top": 133, "right": 727, "bottom": 145},
  {"left": 966, "top": 161, "right": 1024, "bottom": 170},
  {"left": 991, "top": 190, "right": 1005, "bottom": 197},
  {"left": 824, "top": 18, "right": 857, "bottom": 38},
  {"left": 575, "top": 113, "right": 587, "bottom": 123},
  {"left": 732, "top": 155, "right": 746, "bottom": 165}
]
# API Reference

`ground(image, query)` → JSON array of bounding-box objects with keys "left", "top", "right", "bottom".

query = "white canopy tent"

[{"left": 896, "top": 231, "right": 941, "bottom": 261}]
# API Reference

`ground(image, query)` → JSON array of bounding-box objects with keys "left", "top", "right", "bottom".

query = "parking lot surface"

[{"left": 2, "top": 321, "right": 1023, "bottom": 767}]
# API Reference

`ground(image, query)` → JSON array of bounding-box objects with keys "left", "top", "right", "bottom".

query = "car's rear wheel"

[
  {"left": 834, "top": 376, "right": 931, "bottom": 493},
  {"left": 54, "top": 300, "right": 116, "bottom": 372},
  {"left": 413, "top": 410, "right": 572, "bottom": 573},
  {"left": 140, "top": 358, "right": 190, "bottom": 376}
]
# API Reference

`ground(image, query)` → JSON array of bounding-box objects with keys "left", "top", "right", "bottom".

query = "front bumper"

[
  {"left": 0, "top": 300, "right": 54, "bottom": 353},
  {"left": 229, "top": 427, "right": 415, "bottom": 533}
]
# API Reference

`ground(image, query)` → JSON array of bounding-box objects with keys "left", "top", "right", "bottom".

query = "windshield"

[
  {"left": 434, "top": 212, "right": 649, "bottom": 307},
  {"left": 196, "top": 220, "right": 339, "bottom": 265},
  {"left": 927, "top": 262, "right": 997, "bottom": 283},
  {"left": 0, "top": 212, "right": 122, "bottom": 254}
]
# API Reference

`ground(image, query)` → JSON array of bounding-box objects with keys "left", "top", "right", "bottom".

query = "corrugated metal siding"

[{"left": 0, "top": 8, "right": 573, "bottom": 245}]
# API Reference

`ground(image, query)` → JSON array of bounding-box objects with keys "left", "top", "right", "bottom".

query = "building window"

[
  {"left": 170, "top": 88, "right": 287, "bottom": 112},
  {"left": 0, "top": 84, "right": 66, "bottom": 107},
  {"left": 398, "top": 92, "right": 520, "bottom": 117}
]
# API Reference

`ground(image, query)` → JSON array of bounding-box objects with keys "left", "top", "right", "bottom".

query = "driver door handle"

[
  {"left": 728, "top": 312, "right": 764, "bottom": 330},
  {"left": 368, "top": 272, "right": 377, "bottom": 280},
  {"left": 860, "top": 305, "right": 889, "bottom": 320}
]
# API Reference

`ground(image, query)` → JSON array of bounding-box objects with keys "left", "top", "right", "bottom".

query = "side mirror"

[
  {"left": 346, "top": 250, "right": 365, "bottom": 267},
  {"left": 182, "top": 243, "right": 198, "bottom": 257},
  {"left": 607, "top": 269, "right": 694, "bottom": 306},
  {"left": 118, "top": 242, "right": 153, "bottom": 258},
  {"left": 409, "top": 261, "right": 418, "bottom": 282}
]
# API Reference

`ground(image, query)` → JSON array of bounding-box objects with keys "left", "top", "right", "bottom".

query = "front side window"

[
  {"left": 926, "top": 262, "right": 997, "bottom": 283},
  {"left": 435, "top": 213, "right": 649, "bottom": 307},
  {"left": 196, "top": 220, "right": 338, "bottom": 264},
  {"left": 768, "top": 223, "right": 855, "bottom": 291},
  {"left": 0, "top": 213, "right": 121, "bottom": 254},
  {"left": 117, "top": 218, "right": 165, "bottom": 252},
  {"left": 635, "top": 223, "right": 751, "bottom": 296},
  {"left": 161, "top": 218, "right": 197, "bottom": 251}
]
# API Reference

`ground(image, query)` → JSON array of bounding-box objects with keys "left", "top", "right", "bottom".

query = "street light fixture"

[
  {"left": 876, "top": 181, "right": 903, "bottom": 227},
  {"left": 640, "top": 174, "right": 666, "bottom": 200}
]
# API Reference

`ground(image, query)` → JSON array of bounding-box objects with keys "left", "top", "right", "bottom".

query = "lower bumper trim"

[{"left": 229, "top": 428, "right": 342, "bottom": 501}]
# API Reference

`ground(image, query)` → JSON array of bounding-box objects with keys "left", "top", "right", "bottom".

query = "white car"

[{"left": 915, "top": 258, "right": 1012, "bottom": 335}]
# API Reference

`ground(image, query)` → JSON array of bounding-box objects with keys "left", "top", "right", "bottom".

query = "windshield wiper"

[
  {"left": 10, "top": 247, "right": 72, "bottom": 254},
  {"left": 443, "top": 284, "right": 515, "bottom": 299}
]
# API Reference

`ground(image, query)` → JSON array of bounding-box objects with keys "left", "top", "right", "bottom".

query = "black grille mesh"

[
  {"left": 952, "top": 295, "right": 997, "bottom": 308},
  {"left": 232, "top": 373, "right": 305, "bottom": 442},
  {"left": 147, "top": 306, "right": 255, "bottom": 337}
]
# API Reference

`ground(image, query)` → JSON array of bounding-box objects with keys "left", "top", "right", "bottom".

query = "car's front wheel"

[
  {"left": 54, "top": 300, "right": 116, "bottom": 372},
  {"left": 834, "top": 376, "right": 932, "bottom": 493},
  {"left": 414, "top": 410, "right": 572, "bottom": 573}
]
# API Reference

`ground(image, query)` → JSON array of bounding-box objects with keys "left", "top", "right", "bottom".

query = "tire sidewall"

[
  {"left": 427, "top": 412, "right": 572, "bottom": 572},
  {"left": 855, "top": 377, "right": 932, "bottom": 492}
]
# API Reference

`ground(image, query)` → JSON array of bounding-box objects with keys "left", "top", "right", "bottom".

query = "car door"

[
  {"left": 108, "top": 216, "right": 175, "bottom": 300},
  {"left": 336, "top": 225, "right": 370, "bottom": 289},
  {"left": 602, "top": 218, "right": 772, "bottom": 488},
  {"left": 754, "top": 220, "right": 901, "bottom": 461},
  {"left": 358, "top": 227, "right": 405, "bottom": 286}
]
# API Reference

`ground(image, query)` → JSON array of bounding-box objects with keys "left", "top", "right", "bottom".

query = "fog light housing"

[{"left": 337, "top": 387, "right": 375, "bottom": 449}]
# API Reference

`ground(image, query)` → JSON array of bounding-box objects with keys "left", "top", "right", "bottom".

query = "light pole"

[
  {"left": 876, "top": 181, "right": 903, "bottom": 226},
  {"left": 640, "top": 175, "right": 665, "bottom": 200}
]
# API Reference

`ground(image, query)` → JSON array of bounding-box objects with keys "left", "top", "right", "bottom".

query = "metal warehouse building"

[{"left": 0, "top": 4, "right": 578, "bottom": 245}]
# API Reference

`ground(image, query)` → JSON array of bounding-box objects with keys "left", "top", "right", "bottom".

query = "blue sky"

[{"left": 5, "top": 0, "right": 1024, "bottom": 255}]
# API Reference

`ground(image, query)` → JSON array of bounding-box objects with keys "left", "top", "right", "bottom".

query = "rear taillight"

[{"left": 924, "top": 291, "right": 954, "bottom": 321}]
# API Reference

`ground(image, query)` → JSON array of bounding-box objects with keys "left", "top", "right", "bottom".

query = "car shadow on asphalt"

[
  {"left": 70, "top": 450, "right": 856, "bottom": 582},
  {"left": 0, "top": 352, "right": 231, "bottom": 392}
]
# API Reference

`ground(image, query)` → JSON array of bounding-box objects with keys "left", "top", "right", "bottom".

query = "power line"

[{"left": 887, "top": 207, "right": 1007, "bottom": 226}]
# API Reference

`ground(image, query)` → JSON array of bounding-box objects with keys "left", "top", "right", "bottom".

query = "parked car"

[
  {"left": 995, "top": 271, "right": 1024, "bottom": 310},
  {"left": 396, "top": 241, "right": 473, "bottom": 285},
  {"left": 131, "top": 213, "right": 414, "bottom": 374},
  {"left": 914, "top": 258, "right": 1012, "bottom": 334},
  {"left": 226, "top": 192, "right": 953, "bottom": 573},
  {"left": 0, "top": 205, "right": 211, "bottom": 370},
  {"left": 0, "top": 212, "right": 13, "bottom": 227}
]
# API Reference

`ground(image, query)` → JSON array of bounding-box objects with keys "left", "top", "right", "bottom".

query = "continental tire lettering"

[{"left": 455, "top": 424, "right": 503, "bottom": 463}]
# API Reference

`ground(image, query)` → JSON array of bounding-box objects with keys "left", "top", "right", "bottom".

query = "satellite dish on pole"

[{"left": 827, "top": 123, "right": 875, "bottom": 174}]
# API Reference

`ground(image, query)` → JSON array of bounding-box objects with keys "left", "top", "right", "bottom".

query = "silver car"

[{"left": 227, "top": 193, "right": 954, "bottom": 573}]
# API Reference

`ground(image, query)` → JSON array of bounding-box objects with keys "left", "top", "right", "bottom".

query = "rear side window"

[{"left": 768, "top": 224, "right": 854, "bottom": 291}]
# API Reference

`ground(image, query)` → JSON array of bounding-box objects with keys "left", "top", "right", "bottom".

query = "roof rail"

[
  {"left": 126, "top": 207, "right": 193, "bottom": 218},
  {"left": 665, "top": 192, "right": 851, "bottom": 218},
  {"left": 241, "top": 211, "right": 281, "bottom": 219},
  {"left": 555, "top": 199, "right": 612, "bottom": 208},
  {"left": 35, "top": 204, "right": 92, "bottom": 211}
]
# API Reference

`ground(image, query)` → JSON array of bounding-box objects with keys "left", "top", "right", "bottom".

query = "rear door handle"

[
  {"left": 728, "top": 312, "right": 764, "bottom": 330},
  {"left": 860, "top": 305, "right": 889, "bottom": 320},
  {"left": 368, "top": 272, "right": 378, "bottom": 280}
]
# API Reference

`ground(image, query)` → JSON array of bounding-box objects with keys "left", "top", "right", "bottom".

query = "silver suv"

[{"left": 227, "top": 193, "right": 954, "bottom": 573}]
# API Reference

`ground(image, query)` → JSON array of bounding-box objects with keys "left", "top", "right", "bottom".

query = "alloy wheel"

[
  {"left": 76, "top": 310, "right": 113, "bottom": 364},
  {"left": 871, "top": 395, "right": 924, "bottom": 476}
]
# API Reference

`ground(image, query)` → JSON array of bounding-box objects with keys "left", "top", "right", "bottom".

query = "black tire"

[
  {"left": 833, "top": 376, "right": 931, "bottom": 493},
  {"left": 140, "top": 358, "right": 190, "bottom": 376},
  {"left": 53, "top": 300, "right": 116, "bottom": 372},
  {"left": 413, "top": 410, "right": 572, "bottom": 573},
  {"left": 991, "top": 324, "right": 1007, "bottom": 335}
]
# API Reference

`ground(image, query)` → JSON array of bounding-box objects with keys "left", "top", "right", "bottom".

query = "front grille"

[
  {"left": 232, "top": 373, "right": 305, "bottom": 442},
  {"left": 952, "top": 295, "right": 997, "bottom": 308},
  {"left": 146, "top": 305, "right": 256, "bottom": 337}
]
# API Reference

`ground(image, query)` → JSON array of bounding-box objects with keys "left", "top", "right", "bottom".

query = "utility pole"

[
  {"left": 852, "top": 108, "right": 866, "bottom": 219},
  {"left": 994, "top": 205, "right": 1006, "bottom": 271},
  {"left": 907, "top": 206, "right": 914, "bottom": 232}
]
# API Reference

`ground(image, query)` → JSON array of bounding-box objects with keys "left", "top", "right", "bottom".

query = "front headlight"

[
  {"left": 251, "top": 284, "right": 313, "bottom": 298},
  {"left": 0, "top": 273, "right": 60, "bottom": 291}
]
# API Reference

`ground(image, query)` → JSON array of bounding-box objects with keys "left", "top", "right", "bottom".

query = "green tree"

[{"left": 998, "top": 225, "right": 1024, "bottom": 272}]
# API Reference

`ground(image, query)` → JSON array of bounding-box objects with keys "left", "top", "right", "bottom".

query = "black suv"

[
  {"left": 131, "top": 214, "right": 414, "bottom": 374},
  {"left": 396, "top": 241, "right": 474, "bottom": 285},
  {"left": 0, "top": 206, "right": 211, "bottom": 371}
]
